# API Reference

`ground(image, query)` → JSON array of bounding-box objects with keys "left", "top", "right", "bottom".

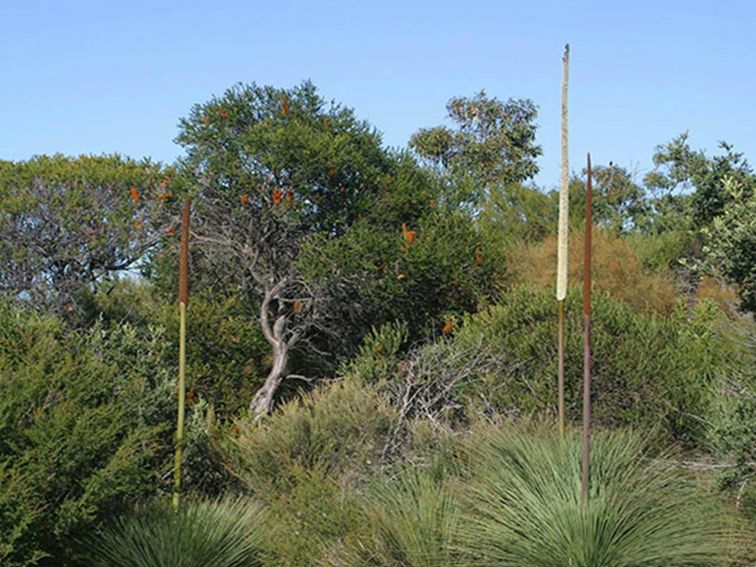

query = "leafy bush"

[
  {"left": 456, "top": 426, "right": 731, "bottom": 566},
  {"left": 87, "top": 497, "right": 265, "bottom": 567},
  {"left": 225, "top": 379, "right": 395, "bottom": 496},
  {"left": 445, "top": 286, "right": 730, "bottom": 446},
  {"left": 0, "top": 302, "right": 174, "bottom": 565}
]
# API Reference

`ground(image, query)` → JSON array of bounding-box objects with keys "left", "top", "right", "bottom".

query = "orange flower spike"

[
  {"left": 240, "top": 193, "right": 249, "bottom": 206},
  {"left": 219, "top": 107, "right": 229, "bottom": 119},
  {"left": 474, "top": 248, "right": 484, "bottom": 266},
  {"left": 402, "top": 223, "right": 416, "bottom": 246},
  {"left": 166, "top": 226, "right": 176, "bottom": 236},
  {"left": 285, "top": 190, "right": 294, "bottom": 208},
  {"left": 293, "top": 300, "right": 303, "bottom": 314},
  {"left": 281, "top": 95, "right": 290, "bottom": 116},
  {"left": 272, "top": 188, "right": 283, "bottom": 206},
  {"left": 134, "top": 219, "right": 143, "bottom": 231},
  {"left": 187, "top": 390, "right": 198, "bottom": 405},
  {"left": 129, "top": 186, "right": 139, "bottom": 204},
  {"left": 442, "top": 319, "right": 454, "bottom": 335}
]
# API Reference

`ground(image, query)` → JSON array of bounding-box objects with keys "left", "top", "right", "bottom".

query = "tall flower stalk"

[
  {"left": 582, "top": 154, "right": 593, "bottom": 503},
  {"left": 173, "top": 197, "right": 191, "bottom": 511},
  {"left": 557, "top": 43, "right": 570, "bottom": 435}
]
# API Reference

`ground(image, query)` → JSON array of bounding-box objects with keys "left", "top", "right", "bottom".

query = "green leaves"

[
  {"left": 0, "top": 154, "right": 176, "bottom": 313},
  {"left": 457, "top": 428, "right": 730, "bottom": 566},
  {"left": 87, "top": 498, "right": 266, "bottom": 567}
]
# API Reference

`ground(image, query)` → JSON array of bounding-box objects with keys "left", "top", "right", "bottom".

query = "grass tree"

[{"left": 457, "top": 427, "right": 732, "bottom": 566}]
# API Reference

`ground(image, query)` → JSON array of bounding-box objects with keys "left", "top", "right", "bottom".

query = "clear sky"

[{"left": 1, "top": 0, "right": 754, "bottom": 189}]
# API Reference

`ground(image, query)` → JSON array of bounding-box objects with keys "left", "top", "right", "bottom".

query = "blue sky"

[{"left": 1, "top": 1, "right": 754, "bottom": 189}]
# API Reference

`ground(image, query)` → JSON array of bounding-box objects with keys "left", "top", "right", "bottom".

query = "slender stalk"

[
  {"left": 556, "top": 43, "right": 570, "bottom": 435},
  {"left": 173, "top": 198, "right": 191, "bottom": 511},
  {"left": 557, "top": 300, "right": 565, "bottom": 437},
  {"left": 581, "top": 155, "right": 593, "bottom": 504}
]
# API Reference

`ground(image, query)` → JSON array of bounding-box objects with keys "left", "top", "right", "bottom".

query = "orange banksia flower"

[
  {"left": 474, "top": 248, "right": 484, "bottom": 265},
  {"left": 166, "top": 226, "right": 176, "bottom": 236},
  {"left": 219, "top": 107, "right": 229, "bottom": 119},
  {"left": 402, "top": 223, "right": 416, "bottom": 245},
  {"left": 130, "top": 186, "right": 139, "bottom": 203},
  {"left": 281, "top": 95, "right": 290, "bottom": 116},
  {"left": 240, "top": 193, "right": 249, "bottom": 206},
  {"left": 293, "top": 300, "right": 303, "bottom": 314},
  {"left": 188, "top": 389, "right": 198, "bottom": 405},
  {"left": 442, "top": 319, "right": 454, "bottom": 334},
  {"left": 272, "top": 188, "right": 283, "bottom": 206}
]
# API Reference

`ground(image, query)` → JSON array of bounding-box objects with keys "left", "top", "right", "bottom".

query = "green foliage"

[
  {"left": 0, "top": 154, "right": 175, "bottom": 312},
  {"left": 702, "top": 176, "right": 756, "bottom": 311},
  {"left": 87, "top": 497, "right": 265, "bottom": 567},
  {"left": 225, "top": 379, "right": 395, "bottom": 496},
  {"left": 177, "top": 80, "right": 391, "bottom": 235},
  {"left": 646, "top": 132, "right": 755, "bottom": 226},
  {"left": 258, "top": 467, "right": 363, "bottom": 566},
  {"left": 0, "top": 301, "right": 174, "bottom": 565},
  {"left": 707, "top": 319, "right": 756, "bottom": 529},
  {"left": 569, "top": 163, "right": 648, "bottom": 233},
  {"left": 340, "top": 322, "right": 408, "bottom": 383},
  {"left": 457, "top": 427, "right": 731, "bottom": 566},
  {"left": 330, "top": 471, "right": 459, "bottom": 567},
  {"left": 301, "top": 204, "right": 499, "bottom": 355},
  {"left": 433, "top": 287, "right": 729, "bottom": 446},
  {"left": 223, "top": 380, "right": 396, "bottom": 565},
  {"left": 410, "top": 91, "right": 541, "bottom": 199},
  {"left": 75, "top": 280, "right": 269, "bottom": 419}
]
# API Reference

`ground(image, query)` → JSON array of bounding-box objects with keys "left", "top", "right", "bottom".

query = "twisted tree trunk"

[{"left": 249, "top": 279, "right": 294, "bottom": 420}]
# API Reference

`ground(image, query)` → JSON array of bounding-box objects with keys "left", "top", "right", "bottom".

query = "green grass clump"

[
  {"left": 330, "top": 470, "right": 459, "bottom": 566},
  {"left": 457, "top": 427, "right": 731, "bottom": 566},
  {"left": 87, "top": 497, "right": 265, "bottom": 567}
]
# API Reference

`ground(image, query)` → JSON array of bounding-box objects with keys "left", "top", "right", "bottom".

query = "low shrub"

[
  {"left": 447, "top": 286, "right": 729, "bottom": 447},
  {"left": 225, "top": 379, "right": 395, "bottom": 496},
  {"left": 0, "top": 302, "right": 174, "bottom": 566}
]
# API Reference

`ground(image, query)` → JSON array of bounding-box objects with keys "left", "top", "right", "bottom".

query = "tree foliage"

[
  {"left": 410, "top": 91, "right": 541, "bottom": 204},
  {"left": 0, "top": 155, "right": 174, "bottom": 313}
]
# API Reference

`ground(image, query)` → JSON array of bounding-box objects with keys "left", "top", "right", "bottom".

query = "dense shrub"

[
  {"left": 225, "top": 379, "right": 395, "bottom": 496},
  {"left": 222, "top": 379, "right": 396, "bottom": 565},
  {"left": 87, "top": 497, "right": 265, "bottom": 567},
  {"left": 0, "top": 302, "right": 174, "bottom": 565},
  {"left": 511, "top": 228, "right": 678, "bottom": 314},
  {"left": 367, "top": 286, "right": 733, "bottom": 447},
  {"left": 76, "top": 280, "right": 270, "bottom": 420}
]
